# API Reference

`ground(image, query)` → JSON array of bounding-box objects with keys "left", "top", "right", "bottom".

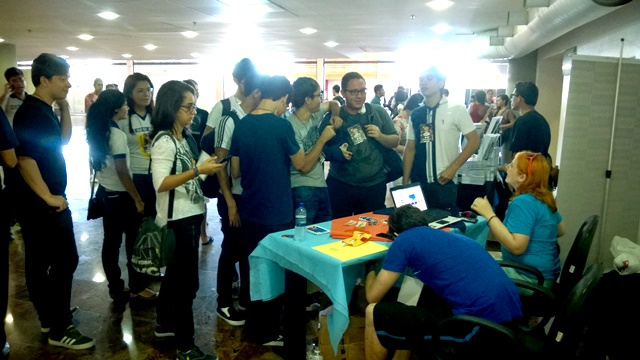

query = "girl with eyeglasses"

[
  {"left": 471, "top": 151, "right": 565, "bottom": 288},
  {"left": 149, "top": 80, "right": 223, "bottom": 360}
]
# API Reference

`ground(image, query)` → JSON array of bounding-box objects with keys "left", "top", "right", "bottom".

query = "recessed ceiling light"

[
  {"left": 78, "top": 34, "right": 94, "bottom": 41},
  {"left": 122, "top": 53, "right": 132, "bottom": 58},
  {"left": 299, "top": 28, "right": 317, "bottom": 35},
  {"left": 181, "top": 31, "right": 199, "bottom": 38},
  {"left": 143, "top": 44, "right": 157, "bottom": 50},
  {"left": 98, "top": 11, "right": 119, "bottom": 20},
  {"left": 59, "top": 55, "right": 70, "bottom": 59},
  {"left": 426, "top": 0, "right": 454, "bottom": 11},
  {"left": 432, "top": 24, "right": 452, "bottom": 34},
  {"left": 190, "top": 52, "right": 201, "bottom": 58},
  {"left": 66, "top": 47, "right": 78, "bottom": 51},
  {"left": 324, "top": 41, "right": 339, "bottom": 48}
]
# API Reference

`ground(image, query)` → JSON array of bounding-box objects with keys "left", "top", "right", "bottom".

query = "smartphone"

[
  {"left": 218, "top": 155, "right": 232, "bottom": 164},
  {"left": 306, "top": 225, "right": 330, "bottom": 235}
]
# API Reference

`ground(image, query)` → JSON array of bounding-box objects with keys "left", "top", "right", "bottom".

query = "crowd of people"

[{"left": 0, "top": 53, "right": 562, "bottom": 359}]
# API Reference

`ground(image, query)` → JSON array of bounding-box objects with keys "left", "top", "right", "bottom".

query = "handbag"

[
  {"left": 131, "top": 132, "right": 178, "bottom": 275},
  {"left": 86, "top": 168, "right": 104, "bottom": 220}
]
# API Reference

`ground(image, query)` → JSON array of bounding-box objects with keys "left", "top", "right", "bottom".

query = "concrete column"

[
  {"left": 508, "top": 50, "right": 538, "bottom": 91},
  {"left": 0, "top": 43, "right": 17, "bottom": 77}
]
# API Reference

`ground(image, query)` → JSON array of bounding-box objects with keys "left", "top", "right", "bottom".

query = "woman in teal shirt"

[{"left": 472, "top": 151, "right": 565, "bottom": 287}]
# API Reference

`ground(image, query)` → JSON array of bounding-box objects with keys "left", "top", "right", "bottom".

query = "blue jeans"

[{"left": 292, "top": 186, "right": 332, "bottom": 224}]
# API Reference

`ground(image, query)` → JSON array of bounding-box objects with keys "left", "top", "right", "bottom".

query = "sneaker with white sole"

[
  {"left": 216, "top": 307, "right": 245, "bottom": 326},
  {"left": 48, "top": 326, "right": 95, "bottom": 350},
  {"left": 154, "top": 323, "right": 175, "bottom": 338},
  {"left": 176, "top": 346, "right": 218, "bottom": 360},
  {"left": 262, "top": 334, "right": 284, "bottom": 347}
]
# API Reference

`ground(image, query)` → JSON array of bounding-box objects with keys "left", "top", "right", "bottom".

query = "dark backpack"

[{"left": 199, "top": 98, "right": 240, "bottom": 198}]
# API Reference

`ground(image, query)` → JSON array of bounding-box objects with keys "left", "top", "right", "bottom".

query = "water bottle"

[{"left": 295, "top": 202, "right": 307, "bottom": 241}]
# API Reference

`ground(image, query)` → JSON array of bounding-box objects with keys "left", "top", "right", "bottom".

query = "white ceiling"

[{"left": 0, "top": 0, "right": 630, "bottom": 62}]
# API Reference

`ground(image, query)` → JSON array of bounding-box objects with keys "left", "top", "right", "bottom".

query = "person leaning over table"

[
  {"left": 364, "top": 205, "right": 522, "bottom": 360},
  {"left": 471, "top": 151, "right": 565, "bottom": 288}
]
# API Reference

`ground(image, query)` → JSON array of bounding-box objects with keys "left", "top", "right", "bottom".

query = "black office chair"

[
  {"left": 432, "top": 263, "right": 605, "bottom": 360},
  {"left": 552, "top": 215, "right": 599, "bottom": 303},
  {"left": 511, "top": 279, "right": 556, "bottom": 332}
]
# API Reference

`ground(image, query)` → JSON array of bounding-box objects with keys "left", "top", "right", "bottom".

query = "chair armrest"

[
  {"left": 498, "top": 260, "right": 545, "bottom": 286},
  {"left": 512, "top": 279, "right": 557, "bottom": 331}
]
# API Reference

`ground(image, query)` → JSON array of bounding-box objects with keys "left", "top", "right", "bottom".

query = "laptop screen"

[{"left": 390, "top": 183, "right": 428, "bottom": 211}]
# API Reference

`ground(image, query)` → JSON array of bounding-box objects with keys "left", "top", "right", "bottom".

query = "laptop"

[{"left": 389, "top": 183, "right": 463, "bottom": 229}]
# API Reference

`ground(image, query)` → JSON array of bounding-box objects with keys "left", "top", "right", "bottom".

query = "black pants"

[
  {"left": 156, "top": 214, "right": 203, "bottom": 351},
  {"left": 241, "top": 220, "right": 290, "bottom": 343},
  {"left": 0, "top": 188, "right": 10, "bottom": 346},
  {"left": 216, "top": 193, "right": 248, "bottom": 309},
  {"left": 326, "top": 176, "right": 387, "bottom": 219},
  {"left": 99, "top": 187, "right": 144, "bottom": 294},
  {"left": 15, "top": 205, "right": 77, "bottom": 337},
  {"left": 133, "top": 174, "right": 156, "bottom": 218}
]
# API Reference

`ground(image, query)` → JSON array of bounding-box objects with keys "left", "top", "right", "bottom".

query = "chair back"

[
  {"left": 512, "top": 279, "right": 556, "bottom": 332},
  {"left": 547, "top": 263, "right": 604, "bottom": 356},
  {"left": 433, "top": 315, "right": 523, "bottom": 360},
  {"left": 555, "top": 215, "right": 599, "bottom": 302}
]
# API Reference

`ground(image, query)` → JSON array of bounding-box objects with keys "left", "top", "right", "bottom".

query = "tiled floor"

[{"left": 4, "top": 124, "right": 285, "bottom": 359}]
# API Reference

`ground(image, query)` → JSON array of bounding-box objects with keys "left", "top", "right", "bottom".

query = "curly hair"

[
  {"left": 388, "top": 205, "right": 430, "bottom": 234},
  {"left": 86, "top": 90, "right": 127, "bottom": 172}
]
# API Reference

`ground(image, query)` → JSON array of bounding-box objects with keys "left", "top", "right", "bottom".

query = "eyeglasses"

[
  {"left": 180, "top": 104, "right": 197, "bottom": 112},
  {"left": 312, "top": 91, "right": 324, "bottom": 99},
  {"left": 524, "top": 152, "right": 540, "bottom": 177},
  {"left": 345, "top": 88, "right": 367, "bottom": 96}
]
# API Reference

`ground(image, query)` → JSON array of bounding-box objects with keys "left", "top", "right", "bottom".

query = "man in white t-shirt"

[
  {"left": 203, "top": 59, "right": 259, "bottom": 327},
  {"left": 402, "top": 67, "right": 479, "bottom": 210}
]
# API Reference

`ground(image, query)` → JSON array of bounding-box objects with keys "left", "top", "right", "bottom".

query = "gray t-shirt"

[{"left": 288, "top": 110, "right": 327, "bottom": 188}]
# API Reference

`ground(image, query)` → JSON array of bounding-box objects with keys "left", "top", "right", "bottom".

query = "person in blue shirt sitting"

[
  {"left": 472, "top": 151, "right": 566, "bottom": 288},
  {"left": 364, "top": 205, "right": 522, "bottom": 360}
]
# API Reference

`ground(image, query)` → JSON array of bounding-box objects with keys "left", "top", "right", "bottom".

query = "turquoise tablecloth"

[{"left": 249, "top": 217, "right": 488, "bottom": 353}]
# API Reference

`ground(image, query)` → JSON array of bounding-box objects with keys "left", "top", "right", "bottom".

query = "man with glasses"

[
  {"left": 319, "top": 72, "right": 399, "bottom": 219},
  {"left": 403, "top": 67, "right": 479, "bottom": 210},
  {"left": 509, "top": 81, "right": 551, "bottom": 160}
]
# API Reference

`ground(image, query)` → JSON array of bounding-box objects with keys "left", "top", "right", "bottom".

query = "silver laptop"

[{"left": 389, "top": 183, "right": 463, "bottom": 229}]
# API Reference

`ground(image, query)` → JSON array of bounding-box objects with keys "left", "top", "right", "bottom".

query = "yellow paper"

[{"left": 313, "top": 240, "right": 388, "bottom": 262}]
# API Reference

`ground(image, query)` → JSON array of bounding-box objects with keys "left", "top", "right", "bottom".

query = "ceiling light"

[
  {"left": 299, "top": 28, "right": 317, "bottom": 35},
  {"left": 143, "top": 44, "right": 157, "bottom": 50},
  {"left": 98, "top": 11, "right": 119, "bottom": 20},
  {"left": 324, "top": 41, "right": 338, "bottom": 48},
  {"left": 0, "top": 38, "right": 4, "bottom": 43},
  {"left": 59, "top": 55, "right": 70, "bottom": 59},
  {"left": 426, "top": 0, "right": 454, "bottom": 11},
  {"left": 432, "top": 24, "right": 452, "bottom": 34},
  {"left": 190, "top": 52, "right": 201, "bottom": 58},
  {"left": 66, "top": 46, "right": 78, "bottom": 51},
  {"left": 78, "top": 34, "right": 94, "bottom": 40},
  {"left": 122, "top": 53, "right": 132, "bottom": 58},
  {"left": 181, "top": 31, "right": 199, "bottom": 38}
]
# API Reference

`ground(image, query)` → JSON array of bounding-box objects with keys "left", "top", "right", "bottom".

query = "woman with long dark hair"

[
  {"left": 118, "top": 73, "right": 156, "bottom": 219},
  {"left": 149, "top": 80, "right": 223, "bottom": 360},
  {"left": 85, "top": 89, "right": 156, "bottom": 302},
  {"left": 472, "top": 151, "right": 566, "bottom": 288}
]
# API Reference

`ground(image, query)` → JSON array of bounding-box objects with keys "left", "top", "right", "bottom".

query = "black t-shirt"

[
  {"left": 10, "top": 96, "right": 68, "bottom": 206},
  {"left": 0, "top": 109, "right": 19, "bottom": 184},
  {"left": 332, "top": 95, "right": 345, "bottom": 106},
  {"left": 509, "top": 110, "right": 551, "bottom": 157}
]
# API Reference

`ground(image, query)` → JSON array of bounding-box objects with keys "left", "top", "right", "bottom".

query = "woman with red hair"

[{"left": 472, "top": 151, "right": 565, "bottom": 287}]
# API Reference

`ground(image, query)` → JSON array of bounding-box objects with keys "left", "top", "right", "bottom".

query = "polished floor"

[{"left": 4, "top": 125, "right": 286, "bottom": 359}]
